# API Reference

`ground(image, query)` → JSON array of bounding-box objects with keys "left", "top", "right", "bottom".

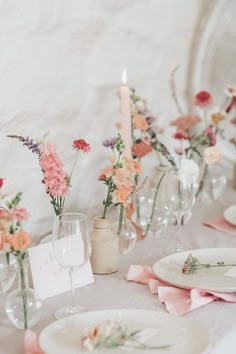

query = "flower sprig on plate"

[
  {"left": 81, "top": 320, "right": 170, "bottom": 351},
  {"left": 7, "top": 134, "right": 90, "bottom": 216},
  {"left": 182, "top": 253, "right": 236, "bottom": 274}
]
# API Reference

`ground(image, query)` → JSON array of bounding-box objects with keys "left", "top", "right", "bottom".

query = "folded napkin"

[
  {"left": 203, "top": 217, "right": 236, "bottom": 236},
  {"left": 127, "top": 265, "right": 236, "bottom": 315},
  {"left": 24, "top": 329, "right": 44, "bottom": 354}
]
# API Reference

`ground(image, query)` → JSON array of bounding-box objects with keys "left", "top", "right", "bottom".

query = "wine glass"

[
  {"left": 52, "top": 212, "right": 91, "bottom": 319},
  {"left": 161, "top": 169, "right": 196, "bottom": 252}
]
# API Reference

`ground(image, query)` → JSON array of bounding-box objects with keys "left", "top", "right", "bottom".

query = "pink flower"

[
  {"left": 133, "top": 115, "right": 149, "bottom": 131},
  {"left": 174, "top": 147, "right": 184, "bottom": 155},
  {"left": 10, "top": 208, "right": 29, "bottom": 221},
  {"left": 0, "top": 178, "right": 4, "bottom": 189},
  {"left": 100, "top": 166, "right": 114, "bottom": 178},
  {"left": 72, "top": 139, "right": 91, "bottom": 153},
  {"left": 204, "top": 127, "right": 216, "bottom": 146},
  {"left": 193, "top": 91, "right": 213, "bottom": 108},
  {"left": 39, "top": 143, "right": 69, "bottom": 197},
  {"left": 113, "top": 168, "right": 129, "bottom": 186},
  {"left": 204, "top": 146, "right": 221, "bottom": 164},
  {"left": 173, "top": 131, "right": 190, "bottom": 140},
  {"left": 170, "top": 115, "right": 201, "bottom": 131}
]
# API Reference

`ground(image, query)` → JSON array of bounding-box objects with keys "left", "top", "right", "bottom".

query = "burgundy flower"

[
  {"left": 204, "top": 127, "right": 216, "bottom": 146},
  {"left": 0, "top": 178, "right": 4, "bottom": 189},
  {"left": 193, "top": 91, "right": 213, "bottom": 108},
  {"left": 173, "top": 131, "right": 190, "bottom": 140},
  {"left": 72, "top": 139, "right": 91, "bottom": 153},
  {"left": 98, "top": 174, "right": 106, "bottom": 181}
]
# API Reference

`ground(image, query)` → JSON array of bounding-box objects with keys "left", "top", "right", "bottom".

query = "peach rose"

[
  {"left": 115, "top": 186, "right": 133, "bottom": 206},
  {"left": 204, "top": 146, "right": 221, "bottom": 164},
  {"left": 133, "top": 115, "right": 149, "bottom": 131},
  {"left": 9, "top": 230, "right": 31, "bottom": 251},
  {"left": 0, "top": 232, "right": 10, "bottom": 251}
]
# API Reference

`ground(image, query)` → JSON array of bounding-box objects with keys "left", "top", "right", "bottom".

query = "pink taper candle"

[{"left": 120, "top": 69, "right": 132, "bottom": 158}]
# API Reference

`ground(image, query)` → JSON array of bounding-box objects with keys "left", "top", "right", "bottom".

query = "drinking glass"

[
  {"left": 161, "top": 169, "right": 196, "bottom": 252},
  {"left": 52, "top": 212, "right": 91, "bottom": 319}
]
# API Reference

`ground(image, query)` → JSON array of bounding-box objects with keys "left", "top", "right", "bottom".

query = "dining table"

[{"left": 1, "top": 182, "right": 236, "bottom": 354}]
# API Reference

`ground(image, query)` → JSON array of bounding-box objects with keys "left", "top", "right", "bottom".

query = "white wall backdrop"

[{"left": 0, "top": 0, "right": 216, "bottom": 238}]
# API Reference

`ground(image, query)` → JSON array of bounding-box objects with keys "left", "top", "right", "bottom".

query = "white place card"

[
  {"left": 223, "top": 267, "right": 236, "bottom": 278},
  {"left": 28, "top": 241, "right": 94, "bottom": 300}
]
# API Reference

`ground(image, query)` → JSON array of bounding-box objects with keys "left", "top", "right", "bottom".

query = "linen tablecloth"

[{"left": 1, "top": 184, "right": 236, "bottom": 354}]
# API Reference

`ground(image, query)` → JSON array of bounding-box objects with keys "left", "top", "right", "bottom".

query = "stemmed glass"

[
  {"left": 161, "top": 169, "right": 196, "bottom": 253},
  {"left": 52, "top": 212, "right": 91, "bottom": 319}
]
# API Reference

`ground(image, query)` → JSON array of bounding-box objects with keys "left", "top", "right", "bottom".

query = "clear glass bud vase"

[{"left": 5, "top": 256, "right": 42, "bottom": 330}]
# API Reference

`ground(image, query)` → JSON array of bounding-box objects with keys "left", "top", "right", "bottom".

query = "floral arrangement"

[
  {"left": 8, "top": 135, "right": 90, "bottom": 215},
  {"left": 122, "top": 88, "right": 176, "bottom": 167},
  {"left": 169, "top": 67, "right": 232, "bottom": 161},
  {"left": 81, "top": 320, "right": 169, "bottom": 351},
  {"left": 98, "top": 133, "right": 142, "bottom": 235},
  {"left": 0, "top": 192, "right": 31, "bottom": 329},
  {"left": 182, "top": 253, "right": 236, "bottom": 274}
]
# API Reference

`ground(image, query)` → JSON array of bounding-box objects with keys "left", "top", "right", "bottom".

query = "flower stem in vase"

[
  {"left": 117, "top": 204, "right": 124, "bottom": 236},
  {"left": 102, "top": 183, "right": 112, "bottom": 219},
  {"left": 196, "top": 163, "right": 208, "bottom": 198},
  {"left": 17, "top": 254, "right": 28, "bottom": 329},
  {"left": 134, "top": 174, "right": 140, "bottom": 223},
  {"left": 144, "top": 171, "right": 167, "bottom": 237}
]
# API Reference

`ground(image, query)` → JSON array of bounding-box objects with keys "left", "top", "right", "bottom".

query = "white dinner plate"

[
  {"left": 153, "top": 248, "right": 236, "bottom": 293},
  {"left": 39, "top": 309, "right": 208, "bottom": 354},
  {"left": 223, "top": 205, "right": 236, "bottom": 226}
]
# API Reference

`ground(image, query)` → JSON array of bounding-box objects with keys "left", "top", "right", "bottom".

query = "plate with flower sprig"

[
  {"left": 153, "top": 248, "right": 236, "bottom": 293},
  {"left": 39, "top": 309, "right": 208, "bottom": 354}
]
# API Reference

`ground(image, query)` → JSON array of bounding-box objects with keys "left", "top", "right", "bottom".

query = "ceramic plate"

[
  {"left": 39, "top": 309, "right": 208, "bottom": 354},
  {"left": 153, "top": 248, "right": 236, "bottom": 293},
  {"left": 224, "top": 205, "right": 236, "bottom": 226}
]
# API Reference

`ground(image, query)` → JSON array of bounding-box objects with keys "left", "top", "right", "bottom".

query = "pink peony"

[
  {"left": 193, "top": 91, "right": 213, "bottom": 108},
  {"left": 170, "top": 115, "right": 201, "bottom": 132}
]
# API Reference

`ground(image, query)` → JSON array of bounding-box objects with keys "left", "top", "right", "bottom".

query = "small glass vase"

[
  {"left": 5, "top": 256, "right": 42, "bottom": 330},
  {"left": 117, "top": 218, "right": 136, "bottom": 255},
  {"left": 0, "top": 252, "right": 17, "bottom": 295},
  {"left": 197, "top": 163, "right": 227, "bottom": 204}
]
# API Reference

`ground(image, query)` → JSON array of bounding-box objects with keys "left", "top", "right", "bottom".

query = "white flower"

[
  {"left": 179, "top": 159, "right": 200, "bottom": 182},
  {"left": 224, "top": 85, "right": 236, "bottom": 98},
  {"left": 204, "top": 146, "right": 221, "bottom": 164}
]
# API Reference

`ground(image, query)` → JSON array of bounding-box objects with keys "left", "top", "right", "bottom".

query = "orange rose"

[
  {"left": 133, "top": 115, "right": 149, "bottom": 131},
  {"left": 9, "top": 230, "right": 31, "bottom": 251}
]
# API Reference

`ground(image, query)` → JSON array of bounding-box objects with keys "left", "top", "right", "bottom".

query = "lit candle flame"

[{"left": 122, "top": 69, "right": 127, "bottom": 85}]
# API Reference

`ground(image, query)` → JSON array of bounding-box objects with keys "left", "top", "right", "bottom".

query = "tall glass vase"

[{"left": 5, "top": 256, "right": 42, "bottom": 329}]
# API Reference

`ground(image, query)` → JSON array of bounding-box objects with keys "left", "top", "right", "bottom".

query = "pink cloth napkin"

[
  {"left": 203, "top": 217, "right": 236, "bottom": 236},
  {"left": 24, "top": 329, "right": 44, "bottom": 354},
  {"left": 127, "top": 265, "right": 236, "bottom": 315}
]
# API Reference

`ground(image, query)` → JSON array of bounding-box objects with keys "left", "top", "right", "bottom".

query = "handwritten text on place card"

[{"left": 28, "top": 241, "right": 94, "bottom": 300}]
